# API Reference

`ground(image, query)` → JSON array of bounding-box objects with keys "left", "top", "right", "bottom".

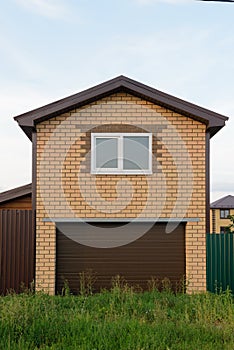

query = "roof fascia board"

[
  {"left": 14, "top": 77, "right": 125, "bottom": 126},
  {"left": 121, "top": 80, "right": 227, "bottom": 126},
  {"left": 14, "top": 75, "right": 228, "bottom": 138},
  {"left": 0, "top": 184, "right": 32, "bottom": 204}
]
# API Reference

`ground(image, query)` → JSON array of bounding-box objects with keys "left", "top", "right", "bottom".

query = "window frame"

[
  {"left": 220, "top": 209, "right": 230, "bottom": 219},
  {"left": 91, "top": 132, "right": 152, "bottom": 175}
]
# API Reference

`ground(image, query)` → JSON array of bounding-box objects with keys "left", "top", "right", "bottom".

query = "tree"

[{"left": 225, "top": 214, "right": 234, "bottom": 233}]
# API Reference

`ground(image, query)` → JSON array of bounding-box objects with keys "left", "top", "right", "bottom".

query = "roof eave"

[
  {"left": 0, "top": 184, "right": 32, "bottom": 204},
  {"left": 210, "top": 204, "right": 234, "bottom": 209},
  {"left": 207, "top": 125, "right": 224, "bottom": 138},
  {"left": 13, "top": 75, "right": 228, "bottom": 140}
]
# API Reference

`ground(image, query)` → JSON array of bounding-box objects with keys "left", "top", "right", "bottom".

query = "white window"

[{"left": 91, "top": 133, "right": 152, "bottom": 174}]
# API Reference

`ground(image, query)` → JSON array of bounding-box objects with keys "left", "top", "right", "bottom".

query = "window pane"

[
  {"left": 95, "top": 138, "right": 118, "bottom": 168},
  {"left": 123, "top": 136, "right": 149, "bottom": 170},
  {"left": 220, "top": 209, "right": 230, "bottom": 219}
]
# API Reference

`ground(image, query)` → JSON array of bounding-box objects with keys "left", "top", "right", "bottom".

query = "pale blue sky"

[{"left": 0, "top": 0, "right": 234, "bottom": 201}]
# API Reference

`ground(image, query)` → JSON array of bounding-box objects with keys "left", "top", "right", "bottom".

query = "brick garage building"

[{"left": 13, "top": 76, "right": 228, "bottom": 294}]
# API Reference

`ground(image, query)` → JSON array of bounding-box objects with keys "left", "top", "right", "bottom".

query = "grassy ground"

[{"left": 0, "top": 284, "right": 233, "bottom": 350}]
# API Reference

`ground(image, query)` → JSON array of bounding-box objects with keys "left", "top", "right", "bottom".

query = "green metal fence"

[{"left": 206, "top": 233, "right": 234, "bottom": 293}]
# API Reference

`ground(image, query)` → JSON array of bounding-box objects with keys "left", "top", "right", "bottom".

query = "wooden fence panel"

[
  {"left": 207, "top": 233, "right": 234, "bottom": 293},
  {"left": 0, "top": 210, "right": 34, "bottom": 295}
]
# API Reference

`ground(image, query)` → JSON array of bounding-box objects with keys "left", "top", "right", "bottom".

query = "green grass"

[{"left": 0, "top": 286, "right": 233, "bottom": 349}]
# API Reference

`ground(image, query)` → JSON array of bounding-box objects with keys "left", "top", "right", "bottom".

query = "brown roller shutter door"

[{"left": 56, "top": 222, "right": 185, "bottom": 293}]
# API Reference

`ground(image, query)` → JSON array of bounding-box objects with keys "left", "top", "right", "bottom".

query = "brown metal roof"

[
  {"left": 14, "top": 75, "right": 228, "bottom": 140},
  {"left": 0, "top": 184, "right": 32, "bottom": 204},
  {"left": 210, "top": 195, "right": 234, "bottom": 209}
]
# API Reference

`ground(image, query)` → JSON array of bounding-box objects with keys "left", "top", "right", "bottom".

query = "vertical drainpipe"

[
  {"left": 206, "top": 132, "right": 210, "bottom": 234},
  {"left": 32, "top": 129, "right": 37, "bottom": 290}
]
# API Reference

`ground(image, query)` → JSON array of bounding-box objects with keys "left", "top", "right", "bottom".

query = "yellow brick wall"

[
  {"left": 35, "top": 92, "right": 207, "bottom": 294},
  {"left": 210, "top": 208, "right": 234, "bottom": 233}
]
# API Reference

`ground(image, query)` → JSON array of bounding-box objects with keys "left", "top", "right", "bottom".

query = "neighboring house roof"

[
  {"left": 210, "top": 195, "right": 234, "bottom": 209},
  {"left": 14, "top": 75, "right": 228, "bottom": 140},
  {"left": 0, "top": 184, "right": 32, "bottom": 204}
]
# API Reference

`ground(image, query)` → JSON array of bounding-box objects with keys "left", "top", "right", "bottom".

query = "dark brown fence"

[{"left": 0, "top": 210, "right": 34, "bottom": 295}]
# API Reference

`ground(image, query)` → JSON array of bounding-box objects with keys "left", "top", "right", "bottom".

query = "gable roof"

[
  {"left": 0, "top": 184, "right": 32, "bottom": 204},
  {"left": 14, "top": 75, "right": 228, "bottom": 140},
  {"left": 210, "top": 195, "right": 234, "bottom": 209}
]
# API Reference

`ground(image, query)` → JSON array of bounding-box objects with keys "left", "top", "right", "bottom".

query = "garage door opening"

[{"left": 56, "top": 222, "right": 185, "bottom": 294}]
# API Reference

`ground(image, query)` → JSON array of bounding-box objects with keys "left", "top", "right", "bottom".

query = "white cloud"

[
  {"left": 0, "top": 85, "right": 53, "bottom": 192},
  {"left": 0, "top": 135, "right": 32, "bottom": 192},
  {"left": 0, "top": 35, "right": 45, "bottom": 80},
  {"left": 88, "top": 27, "right": 214, "bottom": 95},
  {"left": 136, "top": 0, "right": 192, "bottom": 4},
  {"left": 0, "top": 86, "right": 52, "bottom": 117},
  {"left": 14, "top": 0, "right": 70, "bottom": 19}
]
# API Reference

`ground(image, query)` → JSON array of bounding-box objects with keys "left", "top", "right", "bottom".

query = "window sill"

[{"left": 91, "top": 170, "right": 153, "bottom": 175}]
